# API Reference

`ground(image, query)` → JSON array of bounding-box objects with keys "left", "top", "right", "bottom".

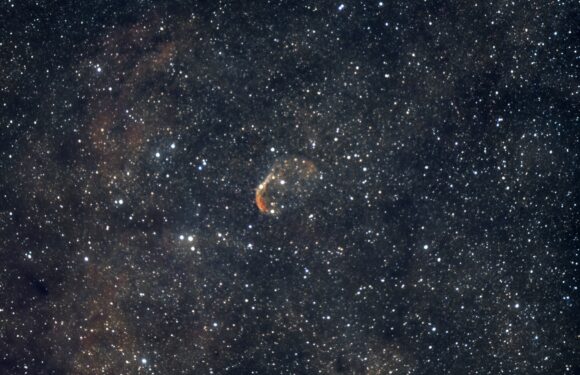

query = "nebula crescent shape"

[{"left": 255, "top": 188, "right": 268, "bottom": 213}]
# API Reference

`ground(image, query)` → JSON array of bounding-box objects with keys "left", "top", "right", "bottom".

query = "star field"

[{"left": 0, "top": 1, "right": 578, "bottom": 374}]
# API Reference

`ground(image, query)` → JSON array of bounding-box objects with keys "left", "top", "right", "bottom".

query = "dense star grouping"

[{"left": 0, "top": 1, "right": 578, "bottom": 374}]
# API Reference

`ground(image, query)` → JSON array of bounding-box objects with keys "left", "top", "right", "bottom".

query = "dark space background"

[{"left": 0, "top": 1, "right": 578, "bottom": 374}]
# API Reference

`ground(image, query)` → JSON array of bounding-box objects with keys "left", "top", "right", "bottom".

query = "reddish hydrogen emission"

[{"left": 255, "top": 157, "right": 318, "bottom": 215}]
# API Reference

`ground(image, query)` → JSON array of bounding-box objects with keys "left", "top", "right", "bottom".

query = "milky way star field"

[{"left": 0, "top": 1, "right": 578, "bottom": 374}]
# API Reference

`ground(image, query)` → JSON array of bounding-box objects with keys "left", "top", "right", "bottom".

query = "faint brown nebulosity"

[{"left": 70, "top": 264, "right": 137, "bottom": 374}]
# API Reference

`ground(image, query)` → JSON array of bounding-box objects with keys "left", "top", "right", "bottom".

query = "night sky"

[{"left": 0, "top": 1, "right": 578, "bottom": 374}]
